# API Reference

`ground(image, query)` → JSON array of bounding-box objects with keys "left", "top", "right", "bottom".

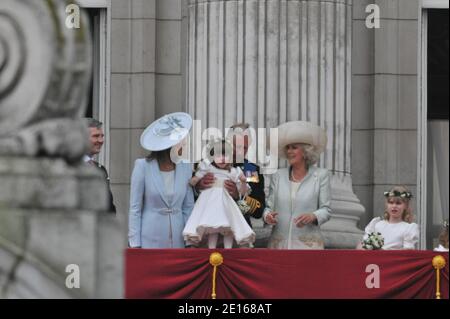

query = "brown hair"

[
  {"left": 383, "top": 185, "right": 414, "bottom": 223},
  {"left": 145, "top": 148, "right": 172, "bottom": 165},
  {"left": 84, "top": 118, "right": 103, "bottom": 129},
  {"left": 209, "top": 140, "right": 233, "bottom": 171}
]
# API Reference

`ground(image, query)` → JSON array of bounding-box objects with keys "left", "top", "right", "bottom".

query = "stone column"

[{"left": 186, "top": 0, "right": 364, "bottom": 248}]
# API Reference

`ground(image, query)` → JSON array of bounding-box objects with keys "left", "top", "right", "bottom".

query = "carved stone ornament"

[{"left": 0, "top": 0, "right": 92, "bottom": 161}]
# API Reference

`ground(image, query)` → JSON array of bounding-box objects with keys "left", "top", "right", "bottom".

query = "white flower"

[
  {"left": 363, "top": 232, "right": 385, "bottom": 250},
  {"left": 237, "top": 199, "right": 250, "bottom": 214}
]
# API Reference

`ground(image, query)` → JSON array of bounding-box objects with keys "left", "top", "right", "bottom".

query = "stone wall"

[
  {"left": 0, "top": 158, "right": 123, "bottom": 298},
  {"left": 351, "top": 0, "right": 420, "bottom": 228},
  {"left": 109, "top": 0, "right": 187, "bottom": 230}
]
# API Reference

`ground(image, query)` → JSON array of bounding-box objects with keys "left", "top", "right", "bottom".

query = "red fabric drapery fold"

[{"left": 125, "top": 249, "right": 449, "bottom": 299}]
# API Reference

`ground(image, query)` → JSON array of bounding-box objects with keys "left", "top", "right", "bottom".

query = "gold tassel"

[
  {"left": 209, "top": 252, "right": 224, "bottom": 299},
  {"left": 432, "top": 255, "right": 446, "bottom": 299}
]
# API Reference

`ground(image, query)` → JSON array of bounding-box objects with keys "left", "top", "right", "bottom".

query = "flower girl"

[
  {"left": 434, "top": 220, "right": 449, "bottom": 252},
  {"left": 183, "top": 139, "right": 256, "bottom": 248},
  {"left": 358, "top": 186, "right": 419, "bottom": 250}
]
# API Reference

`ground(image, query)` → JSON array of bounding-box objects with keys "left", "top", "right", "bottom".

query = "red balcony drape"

[{"left": 125, "top": 249, "right": 448, "bottom": 299}]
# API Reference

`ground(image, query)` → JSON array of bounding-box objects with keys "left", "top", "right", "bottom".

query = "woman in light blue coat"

[
  {"left": 128, "top": 112, "right": 194, "bottom": 248},
  {"left": 264, "top": 121, "right": 331, "bottom": 249}
]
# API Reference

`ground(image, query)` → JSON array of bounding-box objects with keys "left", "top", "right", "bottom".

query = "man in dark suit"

[
  {"left": 84, "top": 118, "right": 116, "bottom": 214},
  {"left": 195, "top": 123, "right": 265, "bottom": 227}
]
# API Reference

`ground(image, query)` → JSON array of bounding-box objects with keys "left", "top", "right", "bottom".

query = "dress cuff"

[
  {"left": 128, "top": 238, "right": 141, "bottom": 248},
  {"left": 263, "top": 210, "right": 271, "bottom": 223}
]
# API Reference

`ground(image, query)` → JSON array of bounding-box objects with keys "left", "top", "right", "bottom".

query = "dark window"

[
  {"left": 84, "top": 8, "right": 101, "bottom": 118},
  {"left": 427, "top": 9, "right": 449, "bottom": 120},
  {"left": 426, "top": 9, "right": 449, "bottom": 250}
]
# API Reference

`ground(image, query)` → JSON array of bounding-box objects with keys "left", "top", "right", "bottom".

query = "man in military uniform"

[{"left": 195, "top": 123, "right": 265, "bottom": 227}]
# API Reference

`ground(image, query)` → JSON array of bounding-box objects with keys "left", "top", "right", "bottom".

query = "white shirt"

[
  {"left": 83, "top": 155, "right": 94, "bottom": 163},
  {"left": 434, "top": 244, "right": 449, "bottom": 252},
  {"left": 364, "top": 217, "right": 420, "bottom": 250},
  {"left": 195, "top": 160, "right": 243, "bottom": 183},
  {"left": 160, "top": 170, "right": 175, "bottom": 204}
]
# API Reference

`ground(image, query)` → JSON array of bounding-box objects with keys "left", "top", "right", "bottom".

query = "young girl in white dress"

[
  {"left": 434, "top": 220, "right": 449, "bottom": 252},
  {"left": 358, "top": 186, "right": 420, "bottom": 250},
  {"left": 183, "top": 140, "right": 256, "bottom": 248}
]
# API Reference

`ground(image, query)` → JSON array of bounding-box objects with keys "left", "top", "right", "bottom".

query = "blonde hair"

[
  {"left": 284, "top": 143, "right": 320, "bottom": 167},
  {"left": 383, "top": 185, "right": 414, "bottom": 223},
  {"left": 230, "top": 123, "right": 250, "bottom": 131},
  {"left": 300, "top": 144, "right": 320, "bottom": 167}
]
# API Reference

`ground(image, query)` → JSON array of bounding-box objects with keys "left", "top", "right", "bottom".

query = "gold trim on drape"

[
  {"left": 432, "top": 255, "right": 446, "bottom": 299},
  {"left": 209, "top": 252, "right": 224, "bottom": 299}
]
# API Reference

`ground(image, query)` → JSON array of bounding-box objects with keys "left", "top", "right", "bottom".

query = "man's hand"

[
  {"left": 224, "top": 180, "right": 239, "bottom": 200},
  {"left": 195, "top": 173, "right": 215, "bottom": 192},
  {"left": 294, "top": 213, "right": 317, "bottom": 228}
]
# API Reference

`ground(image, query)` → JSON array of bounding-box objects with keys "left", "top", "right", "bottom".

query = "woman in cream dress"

[{"left": 264, "top": 121, "right": 331, "bottom": 249}]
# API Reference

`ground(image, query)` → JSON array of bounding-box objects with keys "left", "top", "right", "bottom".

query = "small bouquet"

[
  {"left": 237, "top": 199, "right": 251, "bottom": 215},
  {"left": 362, "top": 232, "right": 384, "bottom": 250}
]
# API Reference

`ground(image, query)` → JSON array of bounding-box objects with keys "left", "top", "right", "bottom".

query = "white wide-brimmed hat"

[
  {"left": 277, "top": 121, "right": 327, "bottom": 158},
  {"left": 140, "top": 112, "right": 193, "bottom": 151}
]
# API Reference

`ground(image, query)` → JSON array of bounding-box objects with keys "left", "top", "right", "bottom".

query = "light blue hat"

[{"left": 140, "top": 112, "right": 193, "bottom": 151}]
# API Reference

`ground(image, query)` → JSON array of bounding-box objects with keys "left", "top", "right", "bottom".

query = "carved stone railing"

[
  {"left": 0, "top": 0, "right": 92, "bottom": 161},
  {"left": 0, "top": 0, "right": 122, "bottom": 298}
]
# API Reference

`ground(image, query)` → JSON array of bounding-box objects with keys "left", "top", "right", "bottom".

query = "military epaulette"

[{"left": 245, "top": 195, "right": 261, "bottom": 214}]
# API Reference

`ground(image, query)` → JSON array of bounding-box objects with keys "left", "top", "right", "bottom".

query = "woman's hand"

[
  {"left": 294, "top": 213, "right": 317, "bottom": 228},
  {"left": 264, "top": 212, "right": 279, "bottom": 225}
]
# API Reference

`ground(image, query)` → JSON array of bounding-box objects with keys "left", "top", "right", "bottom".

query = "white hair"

[{"left": 299, "top": 143, "right": 320, "bottom": 167}]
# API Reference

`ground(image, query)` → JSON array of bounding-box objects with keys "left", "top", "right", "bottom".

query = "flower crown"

[
  {"left": 383, "top": 190, "right": 413, "bottom": 199},
  {"left": 444, "top": 220, "right": 449, "bottom": 229}
]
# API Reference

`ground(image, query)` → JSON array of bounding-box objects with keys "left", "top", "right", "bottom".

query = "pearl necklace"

[{"left": 290, "top": 168, "right": 304, "bottom": 183}]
